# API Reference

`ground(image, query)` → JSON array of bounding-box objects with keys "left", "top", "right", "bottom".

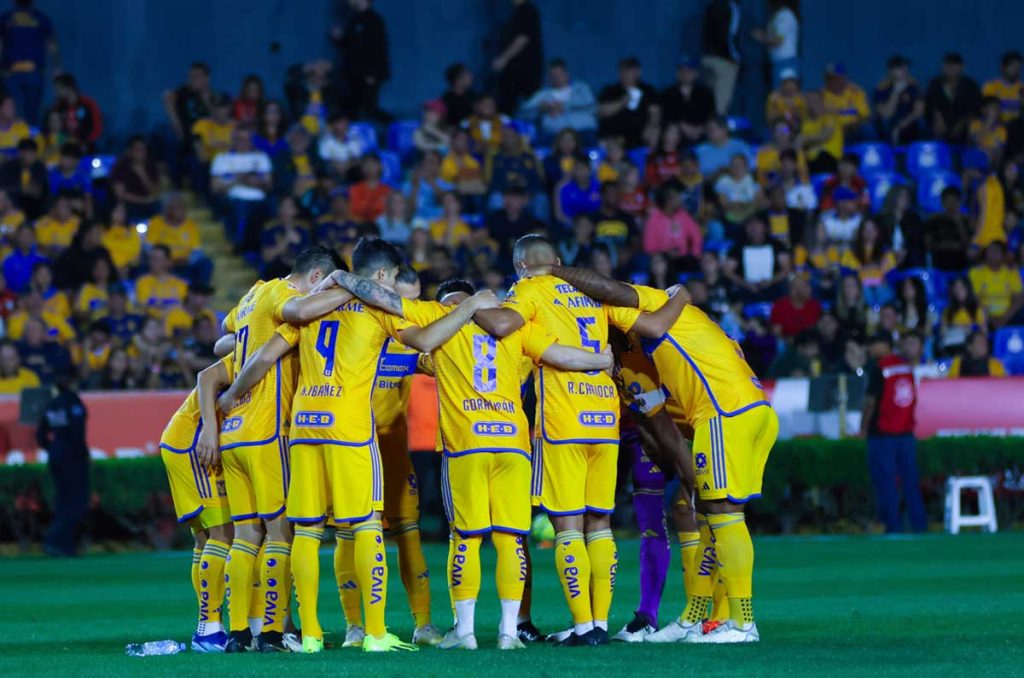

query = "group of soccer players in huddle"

[{"left": 159, "top": 233, "right": 778, "bottom": 653}]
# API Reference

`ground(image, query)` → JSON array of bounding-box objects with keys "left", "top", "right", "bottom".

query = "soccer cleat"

[
  {"left": 301, "top": 635, "right": 324, "bottom": 653},
  {"left": 224, "top": 629, "right": 253, "bottom": 653},
  {"left": 412, "top": 623, "right": 444, "bottom": 646},
  {"left": 438, "top": 628, "right": 478, "bottom": 650},
  {"left": 702, "top": 620, "right": 724, "bottom": 635},
  {"left": 699, "top": 620, "right": 759, "bottom": 644},
  {"left": 283, "top": 632, "right": 303, "bottom": 653},
  {"left": 645, "top": 619, "right": 704, "bottom": 644},
  {"left": 613, "top": 612, "right": 657, "bottom": 643},
  {"left": 362, "top": 632, "right": 420, "bottom": 652},
  {"left": 585, "top": 627, "right": 610, "bottom": 645},
  {"left": 546, "top": 626, "right": 574, "bottom": 644},
  {"left": 516, "top": 621, "right": 545, "bottom": 644},
  {"left": 497, "top": 634, "right": 526, "bottom": 650},
  {"left": 256, "top": 631, "right": 291, "bottom": 653},
  {"left": 557, "top": 630, "right": 601, "bottom": 647},
  {"left": 342, "top": 625, "right": 366, "bottom": 648},
  {"left": 191, "top": 630, "right": 228, "bottom": 653}
]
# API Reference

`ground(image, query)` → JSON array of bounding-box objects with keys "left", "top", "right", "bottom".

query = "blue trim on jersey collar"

[
  {"left": 219, "top": 359, "right": 283, "bottom": 451},
  {"left": 660, "top": 334, "right": 771, "bottom": 418}
]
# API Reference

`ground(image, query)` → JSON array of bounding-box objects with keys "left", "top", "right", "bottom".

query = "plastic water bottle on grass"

[{"left": 125, "top": 640, "right": 186, "bottom": 656}]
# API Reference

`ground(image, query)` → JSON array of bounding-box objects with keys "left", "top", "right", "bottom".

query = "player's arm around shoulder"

[
  {"left": 328, "top": 269, "right": 407, "bottom": 316},
  {"left": 625, "top": 284, "right": 690, "bottom": 339},
  {"left": 196, "top": 358, "right": 232, "bottom": 469},
  {"left": 280, "top": 286, "right": 354, "bottom": 324},
  {"left": 216, "top": 331, "right": 295, "bottom": 413},
  {"left": 550, "top": 264, "right": 640, "bottom": 307},
  {"left": 399, "top": 291, "right": 501, "bottom": 352},
  {"left": 522, "top": 320, "right": 614, "bottom": 372}
]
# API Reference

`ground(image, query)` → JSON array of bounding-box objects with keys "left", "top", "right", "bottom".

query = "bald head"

[{"left": 512, "top": 234, "right": 559, "bottom": 279}]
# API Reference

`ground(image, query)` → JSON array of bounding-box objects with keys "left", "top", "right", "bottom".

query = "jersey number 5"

[
  {"left": 316, "top": 320, "right": 340, "bottom": 377},
  {"left": 472, "top": 334, "right": 497, "bottom": 393}
]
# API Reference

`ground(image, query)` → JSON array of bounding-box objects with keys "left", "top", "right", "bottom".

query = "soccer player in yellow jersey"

[
  {"left": 221, "top": 239, "right": 493, "bottom": 653},
  {"left": 471, "top": 235, "right": 688, "bottom": 646},
  {"left": 159, "top": 356, "right": 235, "bottom": 653},
  {"left": 549, "top": 265, "right": 779, "bottom": 644},
  {"left": 332, "top": 273, "right": 614, "bottom": 650},
  {"left": 217, "top": 245, "right": 341, "bottom": 653}
]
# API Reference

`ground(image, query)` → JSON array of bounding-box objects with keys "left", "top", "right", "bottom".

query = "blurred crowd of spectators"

[{"left": 1, "top": 0, "right": 1023, "bottom": 399}]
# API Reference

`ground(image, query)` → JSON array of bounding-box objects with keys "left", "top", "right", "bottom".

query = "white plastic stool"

[{"left": 944, "top": 476, "right": 998, "bottom": 534}]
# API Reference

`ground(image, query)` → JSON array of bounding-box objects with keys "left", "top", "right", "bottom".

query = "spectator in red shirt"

[
  {"left": 644, "top": 123, "right": 682, "bottom": 189},
  {"left": 50, "top": 73, "right": 102, "bottom": 152},
  {"left": 770, "top": 274, "right": 823, "bottom": 339},
  {"left": 819, "top": 152, "right": 868, "bottom": 211},
  {"left": 232, "top": 74, "right": 264, "bottom": 125},
  {"left": 348, "top": 153, "right": 391, "bottom": 222},
  {"left": 643, "top": 182, "right": 703, "bottom": 269},
  {"left": 616, "top": 163, "right": 648, "bottom": 220}
]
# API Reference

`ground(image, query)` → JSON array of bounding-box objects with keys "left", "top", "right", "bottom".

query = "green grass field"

[{"left": 2, "top": 533, "right": 1023, "bottom": 676}]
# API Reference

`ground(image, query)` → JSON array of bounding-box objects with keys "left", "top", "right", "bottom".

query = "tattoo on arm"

[{"left": 335, "top": 270, "right": 405, "bottom": 316}]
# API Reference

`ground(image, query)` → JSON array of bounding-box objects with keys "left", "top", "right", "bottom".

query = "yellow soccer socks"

[
  {"left": 680, "top": 517, "right": 715, "bottom": 624},
  {"left": 392, "top": 521, "right": 432, "bottom": 628},
  {"left": 450, "top": 533, "right": 482, "bottom": 637},
  {"left": 585, "top": 529, "right": 617, "bottom": 631},
  {"left": 494, "top": 532, "right": 527, "bottom": 638},
  {"left": 225, "top": 538, "right": 260, "bottom": 632},
  {"left": 191, "top": 545, "right": 203, "bottom": 607},
  {"left": 291, "top": 526, "right": 324, "bottom": 640},
  {"left": 677, "top": 529, "right": 701, "bottom": 615},
  {"left": 707, "top": 512, "right": 755, "bottom": 626},
  {"left": 518, "top": 538, "right": 533, "bottom": 624},
  {"left": 334, "top": 526, "right": 362, "bottom": 627},
  {"left": 197, "top": 538, "right": 230, "bottom": 635},
  {"left": 261, "top": 540, "right": 292, "bottom": 634},
  {"left": 554, "top": 530, "right": 593, "bottom": 634},
  {"left": 353, "top": 519, "right": 388, "bottom": 638}
]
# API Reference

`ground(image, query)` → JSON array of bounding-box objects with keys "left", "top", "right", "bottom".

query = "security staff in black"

[{"left": 37, "top": 374, "right": 89, "bottom": 557}]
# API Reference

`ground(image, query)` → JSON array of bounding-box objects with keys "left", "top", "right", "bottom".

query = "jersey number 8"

[{"left": 472, "top": 334, "right": 497, "bottom": 393}]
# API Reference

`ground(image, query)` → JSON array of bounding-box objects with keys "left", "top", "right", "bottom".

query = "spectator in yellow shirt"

[
  {"left": 822, "top": 62, "right": 870, "bottom": 139},
  {"left": 940, "top": 276, "right": 986, "bottom": 355},
  {"left": 969, "top": 241, "right": 1024, "bottom": 328},
  {"left": 27, "top": 261, "right": 68, "bottom": 319},
  {"left": 429, "top": 191, "right": 472, "bottom": 249},
  {"left": 982, "top": 51, "right": 1023, "bottom": 123},
  {"left": 973, "top": 168, "right": 1005, "bottom": 248},
  {"left": 6, "top": 290, "right": 75, "bottom": 343},
  {"left": 756, "top": 121, "right": 808, "bottom": 186},
  {"left": 134, "top": 245, "right": 187, "bottom": 318},
  {"left": 101, "top": 202, "right": 142, "bottom": 277},
  {"left": 34, "top": 192, "right": 79, "bottom": 255},
  {"left": 0, "top": 188, "right": 25, "bottom": 234},
  {"left": 799, "top": 91, "right": 843, "bottom": 174},
  {"left": 0, "top": 95, "right": 32, "bottom": 160},
  {"left": 0, "top": 341, "right": 40, "bottom": 394},
  {"left": 969, "top": 97, "right": 1008, "bottom": 158},
  {"left": 73, "top": 256, "right": 114, "bottom": 322},
  {"left": 466, "top": 92, "right": 506, "bottom": 157},
  {"left": 765, "top": 68, "right": 807, "bottom": 128},
  {"left": 146, "top": 193, "right": 198, "bottom": 265},
  {"left": 840, "top": 218, "right": 897, "bottom": 305},
  {"left": 190, "top": 94, "right": 235, "bottom": 163},
  {"left": 163, "top": 283, "right": 216, "bottom": 338},
  {"left": 440, "top": 128, "right": 486, "bottom": 206},
  {"left": 949, "top": 331, "right": 1008, "bottom": 377}
]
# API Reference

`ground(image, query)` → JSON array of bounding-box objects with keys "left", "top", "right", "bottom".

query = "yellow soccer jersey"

[
  {"left": 162, "top": 354, "right": 234, "bottom": 449},
  {"left": 35, "top": 215, "right": 80, "bottom": 249},
  {"left": 503, "top": 274, "right": 635, "bottom": 443},
  {"left": 626, "top": 285, "right": 768, "bottom": 428},
  {"left": 220, "top": 278, "right": 302, "bottom": 450},
  {"left": 614, "top": 334, "right": 687, "bottom": 425},
  {"left": 402, "top": 298, "right": 556, "bottom": 454},
  {"left": 982, "top": 78, "right": 1023, "bottom": 122},
  {"left": 373, "top": 338, "right": 419, "bottom": 434},
  {"left": 289, "top": 300, "right": 410, "bottom": 445},
  {"left": 135, "top": 273, "right": 188, "bottom": 317}
]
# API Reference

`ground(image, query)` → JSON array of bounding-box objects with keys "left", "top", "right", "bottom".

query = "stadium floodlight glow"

[
  {"left": 92, "top": 158, "right": 101, "bottom": 168},
  {"left": 135, "top": 222, "right": 148, "bottom": 234}
]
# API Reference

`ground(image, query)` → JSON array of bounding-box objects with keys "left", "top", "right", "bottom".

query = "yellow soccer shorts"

[
  {"left": 532, "top": 439, "right": 618, "bottom": 516},
  {"left": 160, "top": 420, "right": 230, "bottom": 529},
  {"left": 221, "top": 436, "right": 290, "bottom": 522},
  {"left": 442, "top": 450, "right": 532, "bottom": 536},
  {"left": 287, "top": 439, "right": 383, "bottom": 524},
  {"left": 378, "top": 420, "right": 420, "bottom": 522},
  {"left": 692, "top": 405, "right": 779, "bottom": 503}
]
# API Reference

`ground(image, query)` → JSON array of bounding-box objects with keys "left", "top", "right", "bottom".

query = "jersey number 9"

[{"left": 316, "top": 320, "right": 340, "bottom": 377}]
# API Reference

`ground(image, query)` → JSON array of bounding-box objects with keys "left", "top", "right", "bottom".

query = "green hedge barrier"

[{"left": 2, "top": 437, "right": 1022, "bottom": 529}]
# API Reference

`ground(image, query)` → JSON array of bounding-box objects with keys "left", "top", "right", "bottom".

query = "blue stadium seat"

[
  {"left": 726, "top": 115, "right": 753, "bottom": 138},
  {"left": 810, "top": 172, "right": 832, "bottom": 198},
  {"left": 626, "top": 146, "right": 648, "bottom": 170},
  {"left": 629, "top": 272, "right": 650, "bottom": 285},
  {"left": 587, "top": 146, "right": 606, "bottom": 167},
  {"left": 960, "top": 146, "right": 989, "bottom": 173},
  {"left": 509, "top": 119, "right": 537, "bottom": 145},
  {"left": 905, "top": 141, "right": 952, "bottom": 179},
  {"left": 349, "top": 122, "right": 378, "bottom": 151},
  {"left": 533, "top": 146, "right": 551, "bottom": 164},
  {"left": 849, "top": 142, "right": 895, "bottom": 177},
  {"left": 379, "top": 150, "right": 402, "bottom": 187},
  {"left": 743, "top": 302, "right": 773, "bottom": 320},
  {"left": 387, "top": 120, "right": 419, "bottom": 161},
  {"left": 887, "top": 267, "right": 946, "bottom": 302},
  {"left": 917, "top": 170, "right": 960, "bottom": 214},
  {"left": 994, "top": 326, "right": 1024, "bottom": 375},
  {"left": 867, "top": 172, "right": 908, "bottom": 212}
]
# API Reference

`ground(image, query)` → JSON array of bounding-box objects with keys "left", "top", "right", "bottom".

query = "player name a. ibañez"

[
  {"left": 566, "top": 382, "right": 616, "bottom": 398},
  {"left": 295, "top": 411, "right": 335, "bottom": 427},
  {"left": 578, "top": 411, "right": 617, "bottom": 427},
  {"left": 299, "top": 384, "right": 344, "bottom": 397},
  {"left": 472, "top": 421, "right": 518, "bottom": 436},
  {"left": 462, "top": 398, "right": 517, "bottom": 413}
]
